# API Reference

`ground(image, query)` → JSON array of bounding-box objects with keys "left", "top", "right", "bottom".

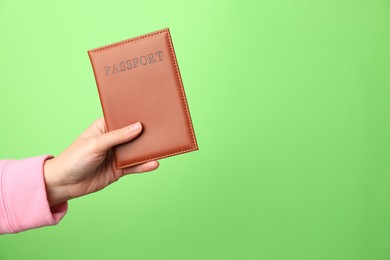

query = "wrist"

[{"left": 43, "top": 157, "right": 71, "bottom": 207}]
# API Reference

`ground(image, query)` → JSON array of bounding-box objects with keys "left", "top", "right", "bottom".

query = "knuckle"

[
  {"left": 86, "top": 137, "right": 101, "bottom": 151},
  {"left": 94, "top": 117, "right": 104, "bottom": 125}
]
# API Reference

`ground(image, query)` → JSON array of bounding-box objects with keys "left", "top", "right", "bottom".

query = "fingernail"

[{"left": 130, "top": 122, "right": 142, "bottom": 133}]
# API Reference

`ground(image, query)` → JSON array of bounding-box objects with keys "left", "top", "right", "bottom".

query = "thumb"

[{"left": 95, "top": 122, "right": 142, "bottom": 151}]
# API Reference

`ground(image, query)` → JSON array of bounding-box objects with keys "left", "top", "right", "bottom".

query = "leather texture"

[{"left": 88, "top": 28, "right": 198, "bottom": 169}]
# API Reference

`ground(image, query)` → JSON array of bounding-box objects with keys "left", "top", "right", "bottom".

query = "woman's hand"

[{"left": 43, "top": 118, "right": 159, "bottom": 207}]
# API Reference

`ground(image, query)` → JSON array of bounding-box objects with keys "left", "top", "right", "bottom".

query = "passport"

[{"left": 88, "top": 28, "right": 198, "bottom": 169}]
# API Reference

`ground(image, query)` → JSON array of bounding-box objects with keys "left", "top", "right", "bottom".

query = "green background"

[{"left": 1, "top": 0, "right": 390, "bottom": 259}]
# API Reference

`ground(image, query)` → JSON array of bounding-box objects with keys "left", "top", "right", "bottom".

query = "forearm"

[{"left": 0, "top": 155, "right": 68, "bottom": 234}]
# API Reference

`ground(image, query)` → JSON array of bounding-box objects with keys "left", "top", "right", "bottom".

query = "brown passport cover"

[{"left": 88, "top": 28, "right": 198, "bottom": 169}]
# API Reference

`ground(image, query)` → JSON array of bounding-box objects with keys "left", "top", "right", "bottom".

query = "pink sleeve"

[{"left": 0, "top": 155, "right": 68, "bottom": 234}]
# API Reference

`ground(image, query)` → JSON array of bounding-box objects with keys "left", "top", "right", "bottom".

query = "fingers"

[
  {"left": 122, "top": 160, "right": 160, "bottom": 175},
  {"left": 94, "top": 122, "right": 143, "bottom": 151},
  {"left": 77, "top": 117, "right": 107, "bottom": 140}
]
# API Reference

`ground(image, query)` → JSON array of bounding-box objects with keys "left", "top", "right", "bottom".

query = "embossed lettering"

[
  {"left": 112, "top": 64, "right": 120, "bottom": 74},
  {"left": 104, "top": 50, "right": 163, "bottom": 76},
  {"left": 104, "top": 66, "right": 110, "bottom": 76},
  {"left": 140, "top": 56, "right": 147, "bottom": 65},
  {"left": 156, "top": 51, "right": 163, "bottom": 61},
  {"left": 148, "top": 53, "right": 157, "bottom": 63},
  {"left": 132, "top": 58, "right": 139, "bottom": 68},
  {"left": 119, "top": 61, "right": 126, "bottom": 72},
  {"left": 126, "top": 59, "right": 133, "bottom": 69}
]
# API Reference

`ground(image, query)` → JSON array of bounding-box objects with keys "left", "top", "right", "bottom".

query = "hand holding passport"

[{"left": 88, "top": 28, "right": 198, "bottom": 169}]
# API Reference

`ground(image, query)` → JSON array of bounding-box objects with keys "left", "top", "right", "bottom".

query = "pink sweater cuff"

[{"left": 0, "top": 155, "right": 68, "bottom": 234}]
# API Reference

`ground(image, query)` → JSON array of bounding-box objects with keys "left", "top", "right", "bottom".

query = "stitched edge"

[
  {"left": 166, "top": 30, "right": 197, "bottom": 150},
  {"left": 0, "top": 160, "right": 17, "bottom": 233},
  {"left": 88, "top": 29, "right": 168, "bottom": 53},
  {"left": 119, "top": 147, "right": 198, "bottom": 168},
  {"left": 118, "top": 29, "right": 198, "bottom": 168},
  {"left": 89, "top": 29, "right": 198, "bottom": 168}
]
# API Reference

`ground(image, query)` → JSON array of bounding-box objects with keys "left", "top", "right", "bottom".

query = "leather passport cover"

[{"left": 88, "top": 28, "right": 198, "bottom": 169}]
